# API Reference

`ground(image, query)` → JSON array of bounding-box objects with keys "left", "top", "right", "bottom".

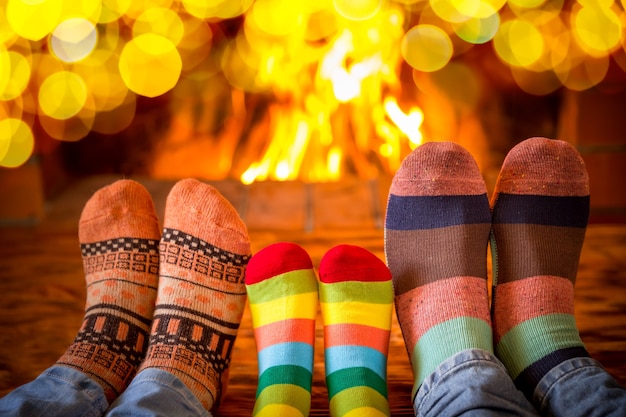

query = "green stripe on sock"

[
  {"left": 496, "top": 313, "right": 584, "bottom": 379},
  {"left": 247, "top": 269, "right": 318, "bottom": 304},
  {"left": 257, "top": 364, "right": 312, "bottom": 394},
  {"left": 329, "top": 386, "right": 390, "bottom": 416},
  {"left": 326, "top": 367, "right": 388, "bottom": 399},
  {"left": 319, "top": 280, "right": 394, "bottom": 304},
  {"left": 254, "top": 384, "right": 311, "bottom": 416},
  {"left": 411, "top": 317, "right": 492, "bottom": 392}
]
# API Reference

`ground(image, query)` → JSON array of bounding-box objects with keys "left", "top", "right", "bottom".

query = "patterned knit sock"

[
  {"left": 245, "top": 242, "right": 318, "bottom": 417},
  {"left": 138, "top": 178, "right": 251, "bottom": 411},
  {"left": 56, "top": 179, "right": 160, "bottom": 403},
  {"left": 491, "top": 137, "right": 590, "bottom": 401},
  {"left": 318, "top": 244, "right": 393, "bottom": 417},
  {"left": 384, "top": 142, "right": 493, "bottom": 398}
]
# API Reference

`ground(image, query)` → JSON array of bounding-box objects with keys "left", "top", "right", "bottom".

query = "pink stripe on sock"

[
  {"left": 493, "top": 275, "right": 575, "bottom": 344},
  {"left": 324, "top": 323, "right": 391, "bottom": 354},
  {"left": 253, "top": 318, "right": 315, "bottom": 351},
  {"left": 394, "top": 276, "right": 490, "bottom": 350}
]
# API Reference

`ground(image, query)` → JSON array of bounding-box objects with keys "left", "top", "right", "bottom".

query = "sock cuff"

[
  {"left": 246, "top": 242, "right": 313, "bottom": 285},
  {"left": 319, "top": 245, "right": 391, "bottom": 283}
]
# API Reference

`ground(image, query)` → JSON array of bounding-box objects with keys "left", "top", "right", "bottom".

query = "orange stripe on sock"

[
  {"left": 254, "top": 318, "right": 315, "bottom": 351},
  {"left": 493, "top": 275, "right": 575, "bottom": 344},
  {"left": 394, "top": 276, "right": 490, "bottom": 350},
  {"left": 324, "top": 323, "right": 390, "bottom": 354},
  {"left": 116, "top": 322, "right": 129, "bottom": 341}
]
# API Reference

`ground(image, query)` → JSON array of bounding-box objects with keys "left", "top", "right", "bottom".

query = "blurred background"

[{"left": 1, "top": 0, "right": 626, "bottom": 223}]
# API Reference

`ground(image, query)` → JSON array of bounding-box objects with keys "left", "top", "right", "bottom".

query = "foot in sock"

[
  {"left": 56, "top": 179, "right": 161, "bottom": 403},
  {"left": 245, "top": 242, "right": 318, "bottom": 417},
  {"left": 384, "top": 142, "right": 493, "bottom": 399},
  {"left": 491, "top": 137, "right": 590, "bottom": 401},
  {"left": 318, "top": 245, "right": 393, "bottom": 417},
  {"left": 138, "top": 178, "right": 251, "bottom": 411}
]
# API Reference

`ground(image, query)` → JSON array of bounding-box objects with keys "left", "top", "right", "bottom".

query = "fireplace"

[{"left": 1, "top": 0, "right": 626, "bottom": 222}]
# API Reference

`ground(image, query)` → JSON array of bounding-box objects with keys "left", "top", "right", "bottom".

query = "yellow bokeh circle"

[
  {"left": 118, "top": 33, "right": 182, "bottom": 98},
  {"left": 0, "top": 118, "right": 34, "bottom": 168},
  {"left": 39, "top": 71, "right": 88, "bottom": 120},
  {"left": 401, "top": 25, "right": 453, "bottom": 72}
]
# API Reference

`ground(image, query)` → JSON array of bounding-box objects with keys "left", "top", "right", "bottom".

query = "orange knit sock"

[
  {"left": 138, "top": 179, "right": 251, "bottom": 411},
  {"left": 56, "top": 179, "right": 161, "bottom": 403}
]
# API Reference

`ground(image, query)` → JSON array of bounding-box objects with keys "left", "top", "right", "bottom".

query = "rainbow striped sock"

[
  {"left": 245, "top": 242, "right": 318, "bottom": 417},
  {"left": 318, "top": 245, "right": 393, "bottom": 417},
  {"left": 384, "top": 142, "right": 493, "bottom": 399},
  {"left": 491, "top": 137, "right": 590, "bottom": 401}
]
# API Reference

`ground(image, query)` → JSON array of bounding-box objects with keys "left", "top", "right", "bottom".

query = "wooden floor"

[{"left": 0, "top": 175, "right": 625, "bottom": 416}]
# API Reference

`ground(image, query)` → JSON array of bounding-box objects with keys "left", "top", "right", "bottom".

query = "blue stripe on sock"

[
  {"left": 325, "top": 345, "right": 387, "bottom": 379},
  {"left": 258, "top": 342, "right": 314, "bottom": 374},
  {"left": 493, "top": 194, "right": 589, "bottom": 227},
  {"left": 514, "top": 346, "right": 589, "bottom": 401},
  {"left": 385, "top": 194, "right": 490, "bottom": 230}
]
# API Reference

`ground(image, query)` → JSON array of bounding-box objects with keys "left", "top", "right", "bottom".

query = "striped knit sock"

[
  {"left": 384, "top": 142, "right": 493, "bottom": 399},
  {"left": 491, "top": 137, "right": 590, "bottom": 401},
  {"left": 56, "top": 179, "right": 160, "bottom": 403},
  {"left": 318, "top": 245, "right": 393, "bottom": 417},
  {"left": 138, "top": 178, "right": 251, "bottom": 411},
  {"left": 245, "top": 242, "right": 318, "bottom": 417}
]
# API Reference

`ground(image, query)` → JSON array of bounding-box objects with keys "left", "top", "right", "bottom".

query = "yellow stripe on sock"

[
  {"left": 254, "top": 403, "right": 306, "bottom": 417},
  {"left": 320, "top": 301, "right": 392, "bottom": 329},
  {"left": 250, "top": 292, "right": 318, "bottom": 327}
]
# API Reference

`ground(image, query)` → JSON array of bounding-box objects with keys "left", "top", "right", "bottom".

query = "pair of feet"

[
  {"left": 385, "top": 137, "right": 589, "bottom": 402},
  {"left": 57, "top": 178, "right": 252, "bottom": 410},
  {"left": 245, "top": 242, "right": 394, "bottom": 417}
]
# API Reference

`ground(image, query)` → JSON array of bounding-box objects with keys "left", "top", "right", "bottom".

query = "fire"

[
  {"left": 4, "top": 1, "right": 619, "bottom": 172},
  {"left": 240, "top": 7, "right": 425, "bottom": 184}
]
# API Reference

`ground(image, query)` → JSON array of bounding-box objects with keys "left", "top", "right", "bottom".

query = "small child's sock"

[
  {"left": 491, "top": 137, "right": 590, "bottom": 401},
  {"left": 57, "top": 179, "right": 161, "bottom": 403},
  {"left": 245, "top": 242, "right": 318, "bottom": 417},
  {"left": 384, "top": 142, "right": 493, "bottom": 398},
  {"left": 138, "top": 178, "right": 251, "bottom": 411},
  {"left": 318, "top": 245, "right": 393, "bottom": 417}
]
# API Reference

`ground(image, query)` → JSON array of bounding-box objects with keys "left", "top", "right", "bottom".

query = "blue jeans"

[
  {"left": 414, "top": 349, "right": 626, "bottom": 417},
  {"left": 0, "top": 367, "right": 210, "bottom": 417},
  {"left": 2, "top": 352, "right": 624, "bottom": 417}
]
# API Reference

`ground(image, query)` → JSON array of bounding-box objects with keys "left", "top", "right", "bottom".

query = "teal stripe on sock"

[
  {"left": 325, "top": 345, "right": 387, "bottom": 379},
  {"left": 496, "top": 313, "right": 584, "bottom": 379},
  {"left": 326, "top": 367, "right": 388, "bottom": 399},
  {"left": 258, "top": 342, "right": 313, "bottom": 374},
  {"left": 411, "top": 317, "right": 493, "bottom": 393},
  {"left": 257, "top": 364, "right": 312, "bottom": 394}
]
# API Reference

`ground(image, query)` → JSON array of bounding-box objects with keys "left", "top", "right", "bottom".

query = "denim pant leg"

[
  {"left": 535, "top": 357, "right": 626, "bottom": 417},
  {"left": 105, "top": 368, "right": 211, "bottom": 417},
  {"left": 414, "top": 349, "right": 539, "bottom": 417},
  {"left": 0, "top": 365, "right": 108, "bottom": 417}
]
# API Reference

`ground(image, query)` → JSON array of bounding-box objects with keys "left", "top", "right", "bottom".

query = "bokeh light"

[
  {"left": 118, "top": 33, "right": 182, "bottom": 98},
  {"left": 50, "top": 18, "right": 98, "bottom": 63},
  {"left": 1, "top": 0, "right": 626, "bottom": 175},
  {"left": 401, "top": 25, "right": 453, "bottom": 72},
  {"left": 0, "top": 118, "right": 34, "bottom": 168},
  {"left": 38, "top": 71, "right": 88, "bottom": 120}
]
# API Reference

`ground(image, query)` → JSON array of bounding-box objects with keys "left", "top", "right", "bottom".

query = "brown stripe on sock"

[
  {"left": 492, "top": 224, "right": 586, "bottom": 284},
  {"left": 386, "top": 224, "right": 490, "bottom": 296}
]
